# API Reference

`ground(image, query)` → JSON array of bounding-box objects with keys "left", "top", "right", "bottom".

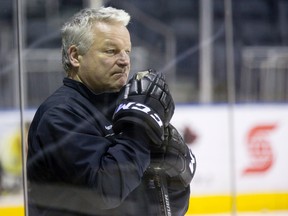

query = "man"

[{"left": 27, "top": 7, "right": 196, "bottom": 216}]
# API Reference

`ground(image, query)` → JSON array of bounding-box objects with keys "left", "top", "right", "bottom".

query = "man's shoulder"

[
  {"left": 42, "top": 85, "right": 77, "bottom": 108},
  {"left": 32, "top": 85, "right": 81, "bottom": 119}
]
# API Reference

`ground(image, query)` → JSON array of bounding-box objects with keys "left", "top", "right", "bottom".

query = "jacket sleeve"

[{"left": 27, "top": 103, "right": 151, "bottom": 211}]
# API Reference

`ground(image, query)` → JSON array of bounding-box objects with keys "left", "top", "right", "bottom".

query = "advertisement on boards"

[{"left": 0, "top": 105, "right": 288, "bottom": 214}]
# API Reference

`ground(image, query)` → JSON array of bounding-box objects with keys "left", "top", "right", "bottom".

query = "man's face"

[{"left": 77, "top": 22, "right": 131, "bottom": 93}]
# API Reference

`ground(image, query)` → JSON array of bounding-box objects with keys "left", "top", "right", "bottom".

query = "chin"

[
  {"left": 115, "top": 84, "right": 126, "bottom": 92},
  {"left": 118, "top": 77, "right": 128, "bottom": 87},
  {"left": 107, "top": 84, "right": 125, "bottom": 93}
]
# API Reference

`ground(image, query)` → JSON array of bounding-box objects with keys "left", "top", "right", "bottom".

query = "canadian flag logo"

[{"left": 243, "top": 124, "right": 277, "bottom": 174}]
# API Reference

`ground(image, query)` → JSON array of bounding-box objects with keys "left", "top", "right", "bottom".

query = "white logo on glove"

[
  {"left": 189, "top": 150, "right": 196, "bottom": 175},
  {"left": 115, "top": 102, "right": 163, "bottom": 127}
]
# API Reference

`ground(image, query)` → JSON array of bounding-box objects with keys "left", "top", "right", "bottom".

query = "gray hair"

[{"left": 61, "top": 7, "right": 131, "bottom": 72}]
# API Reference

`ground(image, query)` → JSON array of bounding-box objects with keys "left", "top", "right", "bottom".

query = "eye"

[{"left": 105, "top": 49, "right": 115, "bottom": 54}]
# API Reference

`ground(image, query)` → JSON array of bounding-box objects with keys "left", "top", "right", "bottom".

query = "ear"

[{"left": 68, "top": 45, "right": 80, "bottom": 68}]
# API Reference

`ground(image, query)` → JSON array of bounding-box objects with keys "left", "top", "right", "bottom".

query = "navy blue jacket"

[{"left": 27, "top": 78, "right": 190, "bottom": 216}]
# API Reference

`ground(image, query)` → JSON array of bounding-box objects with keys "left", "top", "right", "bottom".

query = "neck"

[{"left": 67, "top": 71, "right": 83, "bottom": 83}]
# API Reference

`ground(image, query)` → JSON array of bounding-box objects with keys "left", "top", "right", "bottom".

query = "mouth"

[
  {"left": 112, "top": 69, "right": 128, "bottom": 76},
  {"left": 112, "top": 70, "right": 128, "bottom": 79},
  {"left": 113, "top": 70, "right": 124, "bottom": 75}
]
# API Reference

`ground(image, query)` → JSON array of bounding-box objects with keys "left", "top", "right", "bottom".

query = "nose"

[{"left": 117, "top": 51, "right": 130, "bottom": 66}]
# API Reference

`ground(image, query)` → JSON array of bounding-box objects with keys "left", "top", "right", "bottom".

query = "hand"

[
  {"left": 112, "top": 69, "right": 175, "bottom": 146},
  {"left": 151, "top": 124, "right": 196, "bottom": 187}
]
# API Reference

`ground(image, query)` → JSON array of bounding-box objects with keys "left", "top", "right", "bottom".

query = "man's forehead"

[
  {"left": 91, "top": 22, "right": 131, "bottom": 47},
  {"left": 102, "top": 39, "right": 130, "bottom": 46},
  {"left": 100, "top": 35, "right": 131, "bottom": 48}
]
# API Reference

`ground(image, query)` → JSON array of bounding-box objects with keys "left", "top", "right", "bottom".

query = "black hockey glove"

[
  {"left": 112, "top": 69, "right": 175, "bottom": 146},
  {"left": 151, "top": 124, "right": 196, "bottom": 187}
]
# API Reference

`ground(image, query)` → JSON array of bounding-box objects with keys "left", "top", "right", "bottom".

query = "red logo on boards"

[{"left": 243, "top": 124, "right": 276, "bottom": 174}]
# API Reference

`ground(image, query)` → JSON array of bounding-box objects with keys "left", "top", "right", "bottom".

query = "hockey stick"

[{"left": 153, "top": 169, "right": 172, "bottom": 216}]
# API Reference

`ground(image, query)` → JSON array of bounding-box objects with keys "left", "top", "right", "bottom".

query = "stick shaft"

[{"left": 154, "top": 171, "right": 171, "bottom": 216}]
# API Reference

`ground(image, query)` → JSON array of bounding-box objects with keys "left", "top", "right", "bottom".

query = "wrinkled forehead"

[{"left": 91, "top": 22, "right": 131, "bottom": 46}]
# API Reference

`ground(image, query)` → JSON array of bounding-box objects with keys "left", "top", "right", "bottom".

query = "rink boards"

[{"left": 0, "top": 104, "right": 287, "bottom": 215}]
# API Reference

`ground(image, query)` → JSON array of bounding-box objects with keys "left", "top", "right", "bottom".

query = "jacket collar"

[{"left": 63, "top": 77, "right": 120, "bottom": 120}]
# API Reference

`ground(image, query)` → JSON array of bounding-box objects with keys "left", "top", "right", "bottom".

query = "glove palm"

[{"left": 151, "top": 124, "right": 196, "bottom": 187}]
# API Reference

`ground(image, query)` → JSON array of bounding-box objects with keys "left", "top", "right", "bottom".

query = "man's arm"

[{"left": 27, "top": 104, "right": 151, "bottom": 210}]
